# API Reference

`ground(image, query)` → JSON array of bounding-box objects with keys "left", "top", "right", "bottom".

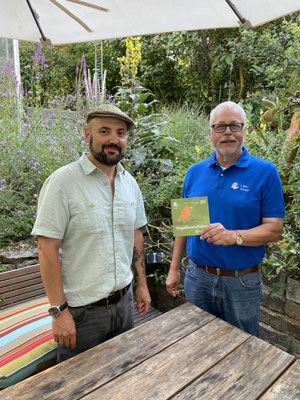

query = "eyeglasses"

[{"left": 211, "top": 123, "right": 244, "bottom": 133}]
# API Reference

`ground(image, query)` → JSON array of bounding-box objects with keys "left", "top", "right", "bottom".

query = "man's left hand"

[
  {"left": 135, "top": 286, "right": 151, "bottom": 317},
  {"left": 200, "top": 223, "right": 235, "bottom": 246}
]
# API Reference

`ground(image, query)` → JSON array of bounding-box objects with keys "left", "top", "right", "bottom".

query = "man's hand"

[
  {"left": 136, "top": 285, "right": 151, "bottom": 317},
  {"left": 166, "top": 268, "right": 181, "bottom": 298},
  {"left": 52, "top": 309, "right": 76, "bottom": 349},
  {"left": 200, "top": 223, "right": 235, "bottom": 246}
]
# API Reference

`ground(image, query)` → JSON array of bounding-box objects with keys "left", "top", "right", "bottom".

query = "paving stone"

[
  {"left": 259, "top": 322, "right": 291, "bottom": 353},
  {"left": 286, "top": 277, "right": 300, "bottom": 305},
  {"left": 261, "top": 284, "right": 286, "bottom": 313},
  {"left": 291, "top": 338, "right": 300, "bottom": 358},
  {"left": 260, "top": 305, "right": 300, "bottom": 341},
  {"left": 285, "top": 300, "right": 300, "bottom": 322}
]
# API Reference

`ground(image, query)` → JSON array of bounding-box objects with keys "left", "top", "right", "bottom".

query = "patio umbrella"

[{"left": 0, "top": 0, "right": 299, "bottom": 45}]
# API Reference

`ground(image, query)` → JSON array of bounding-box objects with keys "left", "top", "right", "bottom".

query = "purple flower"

[
  {"left": 37, "top": 43, "right": 41, "bottom": 55},
  {"left": 41, "top": 55, "right": 45, "bottom": 65},
  {"left": 33, "top": 193, "right": 39, "bottom": 199},
  {"left": 44, "top": 64, "right": 49, "bottom": 69},
  {"left": 34, "top": 52, "right": 38, "bottom": 63},
  {"left": 0, "top": 179, "right": 5, "bottom": 184},
  {"left": 17, "top": 150, "right": 23, "bottom": 154}
]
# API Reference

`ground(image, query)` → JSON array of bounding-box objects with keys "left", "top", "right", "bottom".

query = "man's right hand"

[
  {"left": 52, "top": 309, "right": 76, "bottom": 349},
  {"left": 166, "top": 268, "right": 181, "bottom": 298}
]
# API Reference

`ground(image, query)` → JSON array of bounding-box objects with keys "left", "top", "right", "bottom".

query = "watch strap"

[{"left": 59, "top": 301, "right": 68, "bottom": 312}]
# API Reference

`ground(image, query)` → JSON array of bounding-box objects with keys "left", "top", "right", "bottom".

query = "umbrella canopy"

[{"left": 0, "top": 0, "right": 299, "bottom": 45}]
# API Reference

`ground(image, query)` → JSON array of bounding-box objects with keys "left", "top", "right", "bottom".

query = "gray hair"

[{"left": 209, "top": 101, "right": 246, "bottom": 126}]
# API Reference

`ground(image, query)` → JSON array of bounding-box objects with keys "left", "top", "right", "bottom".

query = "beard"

[{"left": 89, "top": 136, "right": 124, "bottom": 166}]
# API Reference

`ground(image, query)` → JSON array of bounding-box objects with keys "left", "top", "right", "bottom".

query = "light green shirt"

[{"left": 32, "top": 153, "right": 147, "bottom": 306}]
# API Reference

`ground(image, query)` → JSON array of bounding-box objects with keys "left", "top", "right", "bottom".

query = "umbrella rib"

[
  {"left": 66, "top": 0, "right": 108, "bottom": 12},
  {"left": 50, "top": 0, "right": 93, "bottom": 32},
  {"left": 224, "top": 0, "right": 246, "bottom": 24},
  {"left": 25, "top": 0, "right": 48, "bottom": 42}
]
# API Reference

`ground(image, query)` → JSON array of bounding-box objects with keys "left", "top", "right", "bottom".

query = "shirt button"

[
  {"left": 220, "top": 174, "right": 224, "bottom": 176},
  {"left": 104, "top": 182, "right": 108, "bottom": 186},
  {"left": 114, "top": 226, "right": 117, "bottom": 230},
  {"left": 115, "top": 248, "right": 119, "bottom": 253}
]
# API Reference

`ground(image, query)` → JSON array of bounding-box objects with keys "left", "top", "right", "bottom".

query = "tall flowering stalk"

[
  {"left": 117, "top": 37, "right": 142, "bottom": 86},
  {"left": 75, "top": 54, "right": 102, "bottom": 108}
]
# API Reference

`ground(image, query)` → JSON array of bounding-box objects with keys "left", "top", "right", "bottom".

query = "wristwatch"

[
  {"left": 48, "top": 301, "right": 68, "bottom": 317},
  {"left": 234, "top": 231, "right": 244, "bottom": 246}
]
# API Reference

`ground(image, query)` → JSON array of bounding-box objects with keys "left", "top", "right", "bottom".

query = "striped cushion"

[{"left": 0, "top": 297, "right": 57, "bottom": 388}]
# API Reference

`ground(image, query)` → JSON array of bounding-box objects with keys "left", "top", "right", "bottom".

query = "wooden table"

[{"left": 2, "top": 302, "right": 299, "bottom": 400}]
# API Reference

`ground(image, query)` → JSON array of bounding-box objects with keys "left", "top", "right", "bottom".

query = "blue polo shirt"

[{"left": 182, "top": 147, "right": 285, "bottom": 270}]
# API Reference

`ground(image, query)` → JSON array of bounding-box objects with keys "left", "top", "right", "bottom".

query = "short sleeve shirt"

[
  {"left": 182, "top": 147, "right": 285, "bottom": 270},
  {"left": 32, "top": 154, "right": 147, "bottom": 306}
]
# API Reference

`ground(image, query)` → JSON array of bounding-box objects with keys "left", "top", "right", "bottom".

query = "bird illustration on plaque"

[{"left": 171, "top": 197, "right": 210, "bottom": 237}]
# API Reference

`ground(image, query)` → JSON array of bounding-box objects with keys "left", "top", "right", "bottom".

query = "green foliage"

[
  {"left": 114, "top": 84, "right": 179, "bottom": 178},
  {"left": 0, "top": 52, "right": 88, "bottom": 244}
]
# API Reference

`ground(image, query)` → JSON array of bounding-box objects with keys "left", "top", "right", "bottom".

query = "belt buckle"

[
  {"left": 216, "top": 268, "right": 221, "bottom": 276},
  {"left": 106, "top": 297, "right": 113, "bottom": 307}
]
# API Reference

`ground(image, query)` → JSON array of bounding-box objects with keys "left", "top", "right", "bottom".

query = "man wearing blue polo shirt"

[{"left": 166, "top": 101, "right": 285, "bottom": 336}]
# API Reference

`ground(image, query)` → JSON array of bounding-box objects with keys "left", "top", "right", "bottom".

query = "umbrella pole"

[{"left": 25, "top": 0, "right": 51, "bottom": 44}]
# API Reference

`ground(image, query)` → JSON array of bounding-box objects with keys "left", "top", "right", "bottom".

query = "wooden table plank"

[
  {"left": 260, "top": 359, "right": 300, "bottom": 400},
  {"left": 83, "top": 318, "right": 250, "bottom": 400},
  {"left": 1, "top": 303, "right": 215, "bottom": 400},
  {"left": 173, "top": 336, "right": 295, "bottom": 400}
]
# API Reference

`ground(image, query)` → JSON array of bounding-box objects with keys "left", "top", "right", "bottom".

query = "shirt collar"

[
  {"left": 209, "top": 146, "right": 250, "bottom": 169},
  {"left": 79, "top": 153, "right": 125, "bottom": 176}
]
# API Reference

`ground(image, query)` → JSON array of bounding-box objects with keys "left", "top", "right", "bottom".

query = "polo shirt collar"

[
  {"left": 79, "top": 153, "right": 125, "bottom": 175},
  {"left": 209, "top": 146, "right": 250, "bottom": 168}
]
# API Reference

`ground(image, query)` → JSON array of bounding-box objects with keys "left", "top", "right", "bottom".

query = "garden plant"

[{"left": 0, "top": 17, "right": 299, "bottom": 293}]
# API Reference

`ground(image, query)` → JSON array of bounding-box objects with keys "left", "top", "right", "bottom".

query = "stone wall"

[{"left": 259, "top": 273, "right": 300, "bottom": 358}]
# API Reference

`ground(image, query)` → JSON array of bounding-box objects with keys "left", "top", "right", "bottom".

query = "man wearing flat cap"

[{"left": 32, "top": 104, "right": 151, "bottom": 362}]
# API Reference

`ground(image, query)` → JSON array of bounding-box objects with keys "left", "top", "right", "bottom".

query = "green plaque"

[{"left": 171, "top": 197, "right": 210, "bottom": 237}]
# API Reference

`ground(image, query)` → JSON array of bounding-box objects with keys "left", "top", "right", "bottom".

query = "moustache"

[
  {"left": 103, "top": 144, "right": 122, "bottom": 152},
  {"left": 219, "top": 137, "right": 236, "bottom": 143}
]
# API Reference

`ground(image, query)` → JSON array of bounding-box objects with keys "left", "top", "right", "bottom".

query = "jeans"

[
  {"left": 57, "top": 284, "right": 134, "bottom": 363},
  {"left": 184, "top": 259, "right": 263, "bottom": 336}
]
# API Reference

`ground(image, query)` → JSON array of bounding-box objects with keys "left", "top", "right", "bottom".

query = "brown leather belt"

[
  {"left": 91, "top": 283, "right": 131, "bottom": 307},
  {"left": 197, "top": 264, "right": 259, "bottom": 277}
]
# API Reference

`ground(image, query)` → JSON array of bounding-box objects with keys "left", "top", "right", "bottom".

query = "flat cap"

[{"left": 86, "top": 104, "right": 135, "bottom": 130}]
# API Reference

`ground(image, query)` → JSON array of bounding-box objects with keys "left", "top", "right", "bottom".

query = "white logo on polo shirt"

[{"left": 231, "top": 182, "right": 250, "bottom": 192}]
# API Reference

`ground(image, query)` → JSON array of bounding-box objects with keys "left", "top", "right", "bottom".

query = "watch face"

[
  {"left": 48, "top": 306, "right": 61, "bottom": 317},
  {"left": 236, "top": 235, "right": 243, "bottom": 245}
]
